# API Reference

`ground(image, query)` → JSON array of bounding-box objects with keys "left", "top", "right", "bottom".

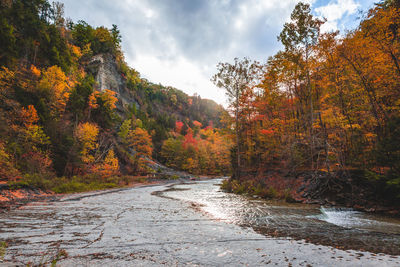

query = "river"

[{"left": 0, "top": 178, "right": 399, "bottom": 266}]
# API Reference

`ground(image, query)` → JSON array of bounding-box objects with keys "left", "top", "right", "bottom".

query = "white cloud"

[
  {"left": 131, "top": 54, "right": 227, "bottom": 105},
  {"left": 63, "top": 0, "right": 302, "bottom": 106},
  {"left": 315, "top": 0, "right": 360, "bottom": 32},
  {"left": 63, "top": 0, "right": 373, "bottom": 107}
]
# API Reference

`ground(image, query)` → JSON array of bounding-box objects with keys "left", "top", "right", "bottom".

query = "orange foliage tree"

[
  {"left": 127, "top": 127, "right": 153, "bottom": 174},
  {"left": 219, "top": 1, "right": 400, "bottom": 199},
  {"left": 161, "top": 123, "right": 232, "bottom": 175}
]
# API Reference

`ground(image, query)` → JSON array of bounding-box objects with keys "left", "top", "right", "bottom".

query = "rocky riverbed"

[{"left": 0, "top": 179, "right": 399, "bottom": 266}]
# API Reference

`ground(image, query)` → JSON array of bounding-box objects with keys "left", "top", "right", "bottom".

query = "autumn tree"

[
  {"left": 160, "top": 137, "right": 185, "bottom": 170},
  {"left": 74, "top": 122, "right": 99, "bottom": 165},
  {"left": 91, "top": 149, "right": 119, "bottom": 178},
  {"left": 0, "top": 0, "right": 232, "bottom": 192},
  {"left": 160, "top": 126, "right": 232, "bottom": 175},
  {"left": 0, "top": 142, "right": 21, "bottom": 182},
  {"left": 278, "top": 2, "right": 324, "bottom": 170},
  {"left": 39, "top": 65, "right": 71, "bottom": 118},
  {"left": 126, "top": 127, "right": 153, "bottom": 173},
  {"left": 212, "top": 58, "right": 261, "bottom": 178}
]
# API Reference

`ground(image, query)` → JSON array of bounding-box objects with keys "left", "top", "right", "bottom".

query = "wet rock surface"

[{"left": 0, "top": 179, "right": 399, "bottom": 266}]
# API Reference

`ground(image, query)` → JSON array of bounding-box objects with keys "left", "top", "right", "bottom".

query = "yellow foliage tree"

[
  {"left": 98, "top": 89, "right": 118, "bottom": 110},
  {"left": 92, "top": 149, "right": 119, "bottom": 178},
  {"left": 127, "top": 127, "right": 153, "bottom": 173},
  {"left": 0, "top": 142, "right": 21, "bottom": 182},
  {"left": 75, "top": 122, "right": 99, "bottom": 164},
  {"left": 39, "top": 66, "right": 71, "bottom": 116}
]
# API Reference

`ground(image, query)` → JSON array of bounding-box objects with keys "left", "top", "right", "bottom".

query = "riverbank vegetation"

[
  {"left": 218, "top": 0, "right": 400, "bottom": 209},
  {"left": 7, "top": 173, "right": 150, "bottom": 194},
  {"left": 1, "top": 0, "right": 398, "bottom": 210},
  {"left": 0, "top": 0, "right": 231, "bottom": 193},
  {"left": 160, "top": 121, "right": 232, "bottom": 175}
]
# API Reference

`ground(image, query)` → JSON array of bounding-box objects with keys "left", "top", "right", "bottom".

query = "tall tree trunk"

[
  {"left": 306, "top": 44, "right": 315, "bottom": 170},
  {"left": 235, "top": 93, "right": 240, "bottom": 179}
]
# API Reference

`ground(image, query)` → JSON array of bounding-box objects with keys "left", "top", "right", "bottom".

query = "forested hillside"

[
  {"left": 218, "top": 1, "right": 400, "bottom": 209},
  {"left": 1, "top": 0, "right": 398, "bottom": 210},
  {"left": 0, "top": 0, "right": 231, "bottom": 192}
]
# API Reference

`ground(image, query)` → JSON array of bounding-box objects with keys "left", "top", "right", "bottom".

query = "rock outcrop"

[
  {"left": 88, "top": 53, "right": 139, "bottom": 115},
  {"left": 87, "top": 54, "right": 196, "bottom": 178}
]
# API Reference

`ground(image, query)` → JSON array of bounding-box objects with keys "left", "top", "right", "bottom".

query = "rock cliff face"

[
  {"left": 87, "top": 54, "right": 192, "bottom": 176},
  {"left": 90, "top": 54, "right": 122, "bottom": 93},
  {"left": 88, "top": 53, "right": 139, "bottom": 115}
]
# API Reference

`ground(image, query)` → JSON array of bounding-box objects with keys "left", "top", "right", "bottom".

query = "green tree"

[
  {"left": 0, "top": 16, "right": 17, "bottom": 66},
  {"left": 160, "top": 137, "right": 184, "bottom": 170}
]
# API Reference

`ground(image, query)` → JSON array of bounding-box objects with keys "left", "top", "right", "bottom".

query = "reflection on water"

[{"left": 163, "top": 178, "right": 400, "bottom": 255}]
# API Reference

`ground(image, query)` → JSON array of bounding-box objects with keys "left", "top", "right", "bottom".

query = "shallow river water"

[{"left": 0, "top": 178, "right": 399, "bottom": 266}]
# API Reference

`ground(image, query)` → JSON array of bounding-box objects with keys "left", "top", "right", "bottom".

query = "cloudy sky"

[{"left": 63, "top": 0, "right": 377, "bottom": 106}]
